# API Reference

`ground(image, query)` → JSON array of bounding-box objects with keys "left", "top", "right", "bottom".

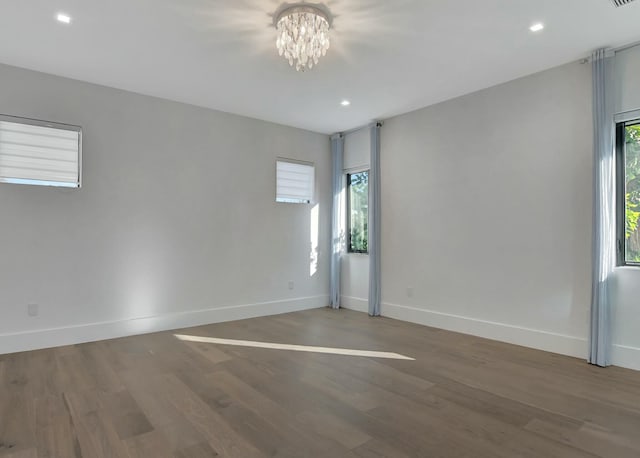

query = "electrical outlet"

[
  {"left": 27, "top": 303, "right": 39, "bottom": 317},
  {"left": 288, "top": 281, "right": 294, "bottom": 290},
  {"left": 407, "top": 287, "right": 414, "bottom": 298}
]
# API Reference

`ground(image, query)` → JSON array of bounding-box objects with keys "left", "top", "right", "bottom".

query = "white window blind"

[
  {"left": 0, "top": 115, "right": 81, "bottom": 188},
  {"left": 276, "top": 160, "right": 314, "bottom": 203}
]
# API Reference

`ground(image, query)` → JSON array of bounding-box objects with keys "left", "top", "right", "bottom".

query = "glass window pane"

[
  {"left": 348, "top": 171, "right": 369, "bottom": 253},
  {"left": 625, "top": 124, "right": 640, "bottom": 263}
]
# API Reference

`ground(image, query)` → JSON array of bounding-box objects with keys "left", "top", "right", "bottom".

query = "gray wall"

[
  {"left": 0, "top": 63, "right": 331, "bottom": 353},
  {"left": 379, "top": 61, "right": 595, "bottom": 360}
]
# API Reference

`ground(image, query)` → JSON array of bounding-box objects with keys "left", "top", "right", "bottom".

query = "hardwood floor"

[{"left": 1, "top": 308, "right": 640, "bottom": 457}]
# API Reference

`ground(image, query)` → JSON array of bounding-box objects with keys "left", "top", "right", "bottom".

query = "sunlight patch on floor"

[{"left": 174, "top": 334, "right": 415, "bottom": 360}]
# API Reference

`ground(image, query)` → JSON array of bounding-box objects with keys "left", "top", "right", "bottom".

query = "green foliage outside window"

[
  {"left": 348, "top": 171, "right": 369, "bottom": 253},
  {"left": 625, "top": 125, "right": 640, "bottom": 262}
]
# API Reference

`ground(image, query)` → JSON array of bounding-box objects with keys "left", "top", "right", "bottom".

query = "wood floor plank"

[
  {"left": 35, "top": 418, "right": 80, "bottom": 458},
  {"left": 154, "top": 373, "right": 264, "bottom": 458},
  {"left": 62, "top": 393, "right": 130, "bottom": 458},
  {"left": 120, "top": 370, "right": 215, "bottom": 453},
  {"left": 1, "top": 449, "right": 37, "bottom": 458},
  {"left": 1, "top": 308, "right": 639, "bottom": 457},
  {"left": 295, "top": 410, "right": 371, "bottom": 450},
  {"left": 181, "top": 341, "right": 232, "bottom": 365},
  {"left": 198, "top": 369, "right": 349, "bottom": 456},
  {"left": 0, "top": 393, "right": 36, "bottom": 456},
  {"left": 174, "top": 442, "right": 220, "bottom": 458},
  {"left": 34, "top": 395, "right": 81, "bottom": 458},
  {"left": 344, "top": 438, "right": 411, "bottom": 458},
  {"left": 77, "top": 343, "right": 125, "bottom": 394},
  {"left": 525, "top": 418, "right": 640, "bottom": 458},
  {"left": 123, "top": 430, "right": 174, "bottom": 458},
  {"left": 2, "top": 354, "right": 29, "bottom": 396},
  {"left": 95, "top": 389, "right": 154, "bottom": 440}
]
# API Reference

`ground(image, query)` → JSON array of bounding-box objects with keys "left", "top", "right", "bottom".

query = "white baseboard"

[
  {"left": 341, "top": 296, "right": 368, "bottom": 313},
  {"left": 612, "top": 344, "right": 640, "bottom": 371},
  {"left": 344, "top": 300, "right": 639, "bottom": 372},
  {"left": 381, "top": 302, "right": 588, "bottom": 360},
  {"left": 0, "top": 295, "right": 328, "bottom": 355}
]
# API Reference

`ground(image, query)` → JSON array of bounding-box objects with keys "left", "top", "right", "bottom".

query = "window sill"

[{"left": 617, "top": 264, "right": 640, "bottom": 270}]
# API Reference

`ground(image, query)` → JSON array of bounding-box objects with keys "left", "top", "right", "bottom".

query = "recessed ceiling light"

[
  {"left": 529, "top": 23, "right": 544, "bottom": 32},
  {"left": 341, "top": 100, "right": 351, "bottom": 107},
  {"left": 56, "top": 13, "right": 71, "bottom": 24}
]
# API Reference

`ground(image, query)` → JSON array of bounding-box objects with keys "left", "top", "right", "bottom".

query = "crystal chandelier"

[{"left": 275, "top": 5, "right": 331, "bottom": 71}]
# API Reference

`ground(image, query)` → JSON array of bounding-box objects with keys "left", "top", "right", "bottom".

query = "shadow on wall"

[{"left": 166, "top": 0, "right": 420, "bottom": 60}]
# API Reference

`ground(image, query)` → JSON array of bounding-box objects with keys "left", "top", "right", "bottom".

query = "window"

[
  {"left": 276, "top": 160, "right": 314, "bottom": 203},
  {"left": 347, "top": 170, "right": 369, "bottom": 253},
  {"left": 617, "top": 120, "right": 640, "bottom": 265},
  {"left": 0, "top": 115, "right": 81, "bottom": 188}
]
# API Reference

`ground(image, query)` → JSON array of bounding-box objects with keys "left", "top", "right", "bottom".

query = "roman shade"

[
  {"left": 0, "top": 116, "right": 81, "bottom": 188},
  {"left": 276, "top": 160, "right": 314, "bottom": 203}
]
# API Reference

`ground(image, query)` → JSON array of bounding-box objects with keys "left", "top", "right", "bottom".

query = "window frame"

[
  {"left": 0, "top": 114, "right": 82, "bottom": 188},
  {"left": 346, "top": 169, "right": 369, "bottom": 254},
  {"left": 616, "top": 119, "right": 640, "bottom": 267}
]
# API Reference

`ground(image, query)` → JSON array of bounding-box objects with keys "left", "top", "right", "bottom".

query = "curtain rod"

[
  {"left": 614, "top": 39, "right": 640, "bottom": 54},
  {"left": 333, "top": 120, "right": 384, "bottom": 138},
  {"left": 581, "top": 40, "right": 640, "bottom": 64}
]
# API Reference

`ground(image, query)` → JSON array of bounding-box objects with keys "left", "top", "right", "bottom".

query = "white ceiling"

[{"left": 1, "top": 0, "right": 640, "bottom": 134}]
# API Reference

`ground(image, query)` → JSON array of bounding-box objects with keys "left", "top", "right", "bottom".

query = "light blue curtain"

[
  {"left": 589, "top": 48, "right": 615, "bottom": 367},
  {"left": 368, "top": 123, "right": 382, "bottom": 316},
  {"left": 330, "top": 134, "right": 344, "bottom": 309}
]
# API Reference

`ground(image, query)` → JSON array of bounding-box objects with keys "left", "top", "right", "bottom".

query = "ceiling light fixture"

[
  {"left": 275, "top": 4, "right": 331, "bottom": 71},
  {"left": 56, "top": 13, "right": 71, "bottom": 24},
  {"left": 529, "top": 23, "right": 544, "bottom": 32},
  {"left": 341, "top": 100, "right": 351, "bottom": 107},
  {"left": 610, "top": 0, "right": 637, "bottom": 7}
]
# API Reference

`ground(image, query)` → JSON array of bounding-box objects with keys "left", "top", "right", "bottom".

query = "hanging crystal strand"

[{"left": 275, "top": 7, "right": 331, "bottom": 71}]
